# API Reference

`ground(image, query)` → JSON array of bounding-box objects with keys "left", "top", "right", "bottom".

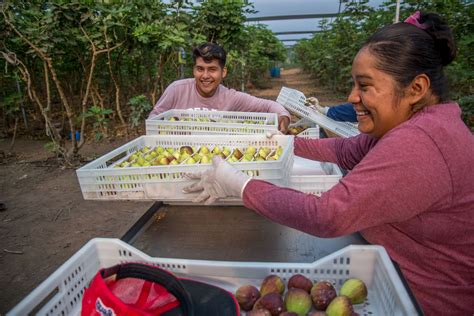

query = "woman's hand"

[{"left": 182, "top": 156, "right": 252, "bottom": 205}]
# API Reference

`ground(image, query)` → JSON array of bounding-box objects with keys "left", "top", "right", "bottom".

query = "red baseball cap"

[{"left": 81, "top": 262, "right": 240, "bottom": 316}]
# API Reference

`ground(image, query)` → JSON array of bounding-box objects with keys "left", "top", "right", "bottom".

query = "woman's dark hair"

[
  {"left": 363, "top": 12, "right": 456, "bottom": 103},
  {"left": 192, "top": 43, "right": 227, "bottom": 68}
]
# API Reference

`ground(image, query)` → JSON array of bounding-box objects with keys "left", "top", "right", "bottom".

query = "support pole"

[{"left": 394, "top": 0, "right": 401, "bottom": 23}]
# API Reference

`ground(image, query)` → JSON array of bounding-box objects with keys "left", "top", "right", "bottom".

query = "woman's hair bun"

[{"left": 420, "top": 12, "right": 456, "bottom": 65}]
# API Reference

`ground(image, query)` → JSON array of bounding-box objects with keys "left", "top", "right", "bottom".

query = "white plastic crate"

[
  {"left": 146, "top": 109, "right": 278, "bottom": 135},
  {"left": 290, "top": 157, "right": 343, "bottom": 196},
  {"left": 164, "top": 157, "right": 343, "bottom": 205},
  {"left": 76, "top": 135, "right": 293, "bottom": 201},
  {"left": 289, "top": 118, "right": 320, "bottom": 139},
  {"left": 8, "top": 238, "right": 418, "bottom": 316},
  {"left": 277, "top": 87, "right": 360, "bottom": 138}
]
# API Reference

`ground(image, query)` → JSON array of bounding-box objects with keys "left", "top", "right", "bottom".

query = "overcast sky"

[{"left": 245, "top": 0, "right": 388, "bottom": 46}]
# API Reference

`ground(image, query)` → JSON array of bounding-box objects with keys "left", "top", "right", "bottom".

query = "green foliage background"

[
  {"left": 0, "top": 0, "right": 286, "bottom": 158},
  {"left": 294, "top": 0, "right": 473, "bottom": 130}
]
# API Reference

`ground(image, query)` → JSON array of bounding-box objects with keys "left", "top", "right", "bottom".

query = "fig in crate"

[
  {"left": 232, "top": 148, "right": 243, "bottom": 160},
  {"left": 258, "top": 147, "right": 272, "bottom": 160},
  {"left": 179, "top": 146, "right": 194, "bottom": 155},
  {"left": 339, "top": 278, "right": 367, "bottom": 304},
  {"left": 221, "top": 146, "right": 232, "bottom": 158},
  {"left": 307, "top": 311, "right": 328, "bottom": 316},
  {"left": 287, "top": 274, "right": 313, "bottom": 293},
  {"left": 212, "top": 146, "right": 221, "bottom": 154},
  {"left": 128, "top": 153, "right": 139, "bottom": 162},
  {"left": 241, "top": 153, "right": 254, "bottom": 162},
  {"left": 288, "top": 126, "right": 307, "bottom": 135},
  {"left": 310, "top": 281, "right": 337, "bottom": 310},
  {"left": 200, "top": 155, "right": 211, "bottom": 164},
  {"left": 178, "top": 152, "right": 190, "bottom": 163},
  {"left": 235, "top": 284, "right": 261, "bottom": 311},
  {"left": 198, "top": 146, "right": 210, "bottom": 155},
  {"left": 284, "top": 288, "right": 312, "bottom": 316},
  {"left": 325, "top": 295, "right": 354, "bottom": 316},
  {"left": 260, "top": 275, "right": 285, "bottom": 296},
  {"left": 253, "top": 292, "right": 284, "bottom": 316},
  {"left": 185, "top": 156, "right": 198, "bottom": 164},
  {"left": 154, "top": 146, "right": 165, "bottom": 154},
  {"left": 247, "top": 309, "right": 271, "bottom": 316},
  {"left": 245, "top": 146, "right": 257, "bottom": 156}
]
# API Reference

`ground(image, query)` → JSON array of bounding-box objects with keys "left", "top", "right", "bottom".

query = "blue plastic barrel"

[{"left": 270, "top": 67, "right": 281, "bottom": 78}]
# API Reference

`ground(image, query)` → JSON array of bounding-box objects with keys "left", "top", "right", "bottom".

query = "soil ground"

[{"left": 0, "top": 68, "right": 345, "bottom": 313}]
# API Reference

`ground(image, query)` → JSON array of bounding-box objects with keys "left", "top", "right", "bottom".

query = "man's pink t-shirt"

[
  {"left": 148, "top": 78, "right": 290, "bottom": 119},
  {"left": 243, "top": 103, "right": 474, "bottom": 315}
]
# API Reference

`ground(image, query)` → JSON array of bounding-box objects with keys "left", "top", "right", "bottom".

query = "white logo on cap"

[{"left": 95, "top": 298, "right": 116, "bottom": 316}]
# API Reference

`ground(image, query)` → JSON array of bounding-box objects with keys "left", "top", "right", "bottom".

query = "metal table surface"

[
  {"left": 122, "top": 202, "right": 423, "bottom": 314},
  {"left": 125, "top": 203, "right": 368, "bottom": 262}
]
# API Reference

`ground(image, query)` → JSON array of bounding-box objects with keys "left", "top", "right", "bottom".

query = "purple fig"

[
  {"left": 248, "top": 309, "right": 272, "bottom": 316},
  {"left": 307, "top": 312, "right": 328, "bottom": 316},
  {"left": 339, "top": 279, "right": 367, "bottom": 304},
  {"left": 310, "top": 281, "right": 337, "bottom": 310},
  {"left": 260, "top": 275, "right": 285, "bottom": 296},
  {"left": 325, "top": 296, "right": 354, "bottom": 316},
  {"left": 235, "top": 284, "right": 261, "bottom": 311},
  {"left": 287, "top": 274, "right": 313, "bottom": 293},
  {"left": 283, "top": 288, "right": 312, "bottom": 316},
  {"left": 279, "top": 312, "right": 298, "bottom": 316},
  {"left": 253, "top": 293, "right": 285, "bottom": 316}
]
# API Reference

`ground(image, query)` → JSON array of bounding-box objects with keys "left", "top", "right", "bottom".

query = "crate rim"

[{"left": 9, "top": 237, "right": 418, "bottom": 316}]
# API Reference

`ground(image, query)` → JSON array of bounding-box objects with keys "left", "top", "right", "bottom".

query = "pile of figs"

[{"left": 235, "top": 274, "right": 367, "bottom": 316}]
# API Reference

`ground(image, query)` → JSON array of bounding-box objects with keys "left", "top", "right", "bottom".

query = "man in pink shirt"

[{"left": 148, "top": 43, "right": 291, "bottom": 133}]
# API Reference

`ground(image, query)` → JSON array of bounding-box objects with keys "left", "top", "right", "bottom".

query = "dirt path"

[
  {"left": 0, "top": 68, "right": 343, "bottom": 313},
  {"left": 248, "top": 67, "right": 346, "bottom": 105}
]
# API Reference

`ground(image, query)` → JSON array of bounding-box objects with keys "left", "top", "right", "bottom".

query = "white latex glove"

[
  {"left": 305, "top": 97, "right": 328, "bottom": 115},
  {"left": 182, "top": 156, "right": 251, "bottom": 205},
  {"left": 305, "top": 97, "right": 320, "bottom": 107},
  {"left": 265, "top": 130, "right": 283, "bottom": 139}
]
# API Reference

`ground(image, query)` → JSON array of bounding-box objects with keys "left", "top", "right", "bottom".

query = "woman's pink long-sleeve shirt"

[
  {"left": 148, "top": 78, "right": 290, "bottom": 119},
  {"left": 243, "top": 103, "right": 474, "bottom": 315}
]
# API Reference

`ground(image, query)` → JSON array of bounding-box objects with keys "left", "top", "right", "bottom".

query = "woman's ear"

[{"left": 408, "top": 74, "right": 431, "bottom": 106}]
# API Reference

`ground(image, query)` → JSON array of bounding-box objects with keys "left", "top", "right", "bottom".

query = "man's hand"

[
  {"left": 305, "top": 97, "right": 329, "bottom": 116},
  {"left": 305, "top": 97, "right": 320, "bottom": 107},
  {"left": 278, "top": 116, "right": 290, "bottom": 134},
  {"left": 182, "top": 156, "right": 251, "bottom": 205}
]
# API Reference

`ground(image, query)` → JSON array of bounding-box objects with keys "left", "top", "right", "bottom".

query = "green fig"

[
  {"left": 325, "top": 296, "right": 354, "bottom": 316},
  {"left": 339, "top": 278, "right": 367, "bottom": 304},
  {"left": 284, "top": 288, "right": 312, "bottom": 316},
  {"left": 235, "top": 285, "right": 261, "bottom": 311},
  {"left": 260, "top": 275, "right": 285, "bottom": 296},
  {"left": 287, "top": 274, "right": 313, "bottom": 293},
  {"left": 307, "top": 312, "right": 328, "bottom": 316},
  {"left": 253, "top": 293, "right": 284, "bottom": 316},
  {"left": 310, "top": 281, "right": 337, "bottom": 311},
  {"left": 279, "top": 312, "right": 298, "bottom": 316}
]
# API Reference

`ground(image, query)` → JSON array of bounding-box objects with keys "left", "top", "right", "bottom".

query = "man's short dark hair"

[{"left": 192, "top": 43, "right": 226, "bottom": 68}]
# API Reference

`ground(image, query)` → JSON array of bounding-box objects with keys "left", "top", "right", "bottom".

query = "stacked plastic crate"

[{"left": 76, "top": 109, "right": 342, "bottom": 202}]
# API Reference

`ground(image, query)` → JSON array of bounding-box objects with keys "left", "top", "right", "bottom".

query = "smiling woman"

[{"left": 183, "top": 12, "right": 474, "bottom": 315}]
